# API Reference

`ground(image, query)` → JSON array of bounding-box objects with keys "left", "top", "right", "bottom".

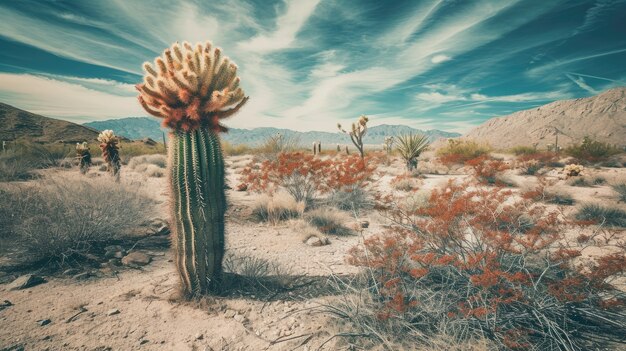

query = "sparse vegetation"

[
  {"left": 127, "top": 154, "right": 167, "bottom": 177},
  {"left": 222, "top": 140, "right": 253, "bottom": 156},
  {"left": 0, "top": 174, "right": 153, "bottom": 264},
  {"left": 251, "top": 192, "right": 304, "bottom": 224},
  {"left": 258, "top": 133, "right": 300, "bottom": 158},
  {"left": 437, "top": 139, "right": 490, "bottom": 165},
  {"left": 565, "top": 136, "right": 621, "bottom": 163},
  {"left": 341, "top": 181, "right": 626, "bottom": 350},
  {"left": 325, "top": 187, "right": 373, "bottom": 213},
  {"left": 306, "top": 208, "right": 353, "bottom": 235},
  {"left": 465, "top": 156, "right": 509, "bottom": 185},
  {"left": 0, "top": 141, "right": 72, "bottom": 181},
  {"left": 575, "top": 204, "right": 626, "bottom": 227},
  {"left": 508, "top": 145, "right": 537, "bottom": 155},
  {"left": 613, "top": 183, "right": 626, "bottom": 202}
]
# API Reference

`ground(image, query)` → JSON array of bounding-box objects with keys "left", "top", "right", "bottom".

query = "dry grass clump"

[
  {"left": 251, "top": 192, "right": 304, "bottom": 225},
  {"left": 391, "top": 174, "right": 418, "bottom": 191},
  {"left": 127, "top": 154, "right": 167, "bottom": 177},
  {"left": 305, "top": 208, "right": 354, "bottom": 235},
  {"left": 293, "top": 220, "right": 330, "bottom": 245},
  {"left": 221, "top": 141, "right": 253, "bottom": 156},
  {"left": 436, "top": 139, "right": 491, "bottom": 165},
  {"left": 0, "top": 174, "right": 153, "bottom": 265},
  {"left": 575, "top": 204, "right": 626, "bottom": 227},
  {"left": 325, "top": 187, "right": 373, "bottom": 213},
  {"left": 0, "top": 141, "right": 71, "bottom": 181},
  {"left": 613, "top": 183, "right": 626, "bottom": 202}
]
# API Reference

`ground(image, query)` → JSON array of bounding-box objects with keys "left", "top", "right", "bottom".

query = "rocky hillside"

[
  {"left": 463, "top": 87, "right": 626, "bottom": 149},
  {"left": 85, "top": 118, "right": 460, "bottom": 146},
  {"left": 0, "top": 103, "right": 99, "bottom": 143}
]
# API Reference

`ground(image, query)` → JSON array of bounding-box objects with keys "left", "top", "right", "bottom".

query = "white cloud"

[
  {"left": 431, "top": 54, "right": 452, "bottom": 63},
  {"left": 416, "top": 91, "right": 464, "bottom": 103},
  {"left": 565, "top": 73, "right": 599, "bottom": 94},
  {"left": 238, "top": 0, "right": 321, "bottom": 52},
  {"left": 0, "top": 73, "right": 145, "bottom": 121}
]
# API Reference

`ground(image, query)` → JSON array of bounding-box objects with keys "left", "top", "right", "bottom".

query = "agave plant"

[{"left": 395, "top": 133, "right": 429, "bottom": 171}]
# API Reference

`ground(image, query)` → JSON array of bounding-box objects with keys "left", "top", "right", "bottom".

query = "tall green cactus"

[{"left": 137, "top": 41, "right": 248, "bottom": 296}]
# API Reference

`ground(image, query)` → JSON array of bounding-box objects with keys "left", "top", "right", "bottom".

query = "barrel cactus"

[
  {"left": 98, "top": 130, "right": 121, "bottom": 180},
  {"left": 76, "top": 142, "right": 92, "bottom": 174},
  {"left": 136, "top": 41, "right": 248, "bottom": 296}
]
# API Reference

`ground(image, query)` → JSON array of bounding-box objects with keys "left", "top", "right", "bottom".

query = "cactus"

[
  {"left": 136, "top": 41, "right": 248, "bottom": 296},
  {"left": 97, "top": 130, "right": 121, "bottom": 181},
  {"left": 317, "top": 141, "right": 321, "bottom": 154},
  {"left": 338, "top": 115, "right": 368, "bottom": 159},
  {"left": 336, "top": 144, "right": 341, "bottom": 152},
  {"left": 312, "top": 141, "right": 317, "bottom": 155},
  {"left": 75, "top": 142, "right": 92, "bottom": 174}
]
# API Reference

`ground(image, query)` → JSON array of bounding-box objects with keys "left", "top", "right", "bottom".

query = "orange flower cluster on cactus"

[
  {"left": 349, "top": 181, "right": 626, "bottom": 349},
  {"left": 136, "top": 41, "right": 248, "bottom": 132}
]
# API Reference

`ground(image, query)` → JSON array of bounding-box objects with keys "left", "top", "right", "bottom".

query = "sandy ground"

[{"left": 1, "top": 154, "right": 625, "bottom": 350}]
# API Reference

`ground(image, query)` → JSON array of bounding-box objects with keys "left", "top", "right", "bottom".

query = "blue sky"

[{"left": 0, "top": 0, "right": 625, "bottom": 133}]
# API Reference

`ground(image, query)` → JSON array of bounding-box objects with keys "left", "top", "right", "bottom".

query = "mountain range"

[
  {"left": 84, "top": 118, "right": 460, "bottom": 146},
  {"left": 464, "top": 87, "right": 626, "bottom": 149}
]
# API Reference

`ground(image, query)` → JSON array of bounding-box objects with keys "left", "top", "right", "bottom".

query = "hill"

[
  {"left": 0, "top": 103, "right": 100, "bottom": 143},
  {"left": 463, "top": 87, "right": 626, "bottom": 149},
  {"left": 84, "top": 118, "right": 460, "bottom": 146}
]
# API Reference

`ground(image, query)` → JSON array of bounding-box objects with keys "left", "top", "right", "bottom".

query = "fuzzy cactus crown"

[{"left": 136, "top": 41, "right": 248, "bottom": 132}]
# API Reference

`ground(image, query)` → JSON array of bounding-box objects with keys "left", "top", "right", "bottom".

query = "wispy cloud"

[{"left": 566, "top": 73, "right": 599, "bottom": 94}]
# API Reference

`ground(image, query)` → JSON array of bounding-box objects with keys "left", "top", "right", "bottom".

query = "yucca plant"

[
  {"left": 137, "top": 41, "right": 248, "bottom": 296},
  {"left": 98, "top": 130, "right": 121, "bottom": 181},
  {"left": 395, "top": 133, "right": 429, "bottom": 171},
  {"left": 338, "top": 115, "right": 368, "bottom": 159},
  {"left": 75, "top": 142, "right": 92, "bottom": 175}
]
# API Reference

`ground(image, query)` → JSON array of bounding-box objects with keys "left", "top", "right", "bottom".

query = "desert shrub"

[
  {"left": 592, "top": 176, "right": 606, "bottom": 185},
  {"left": 258, "top": 133, "right": 300, "bottom": 158},
  {"left": 251, "top": 192, "right": 304, "bottom": 225},
  {"left": 575, "top": 204, "right": 626, "bottom": 227},
  {"left": 565, "top": 137, "right": 621, "bottom": 163},
  {"left": 391, "top": 174, "right": 418, "bottom": 191},
  {"left": 508, "top": 146, "right": 537, "bottom": 155},
  {"left": 0, "top": 174, "right": 153, "bottom": 264},
  {"left": 325, "top": 187, "right": 373, "bottom": 213},
  {"left": 569, "top": 177, "right": 590, "bottom": 187},
  {"left": 395, "top": 133, "right": 430, "bottom": 171},
  {"left": 222, "top": 141, "right": 252, "bottom": 156},
  {"left": 242, "top": 153, "right": 375, "bottom": 207},
  {"left": 520, "top": 180, "right": 574, "bottom": 205},
  {"left": 437, "top": 139, "right": 490, "bottom": 165},
  {"left": 613, "top": 184, "right": 626, "bottom": 202},
  {"left": 306, "top": 208, "right": 353, "bottom": 235},
  {"left": 0, "top": 141, "right": 72, "bottom": 181},
  {"left": 127, "top": 154, "right": 167, "bottom": 177},
  {"left": 345, "top": 181, "right": 626, "bottom": 350},
  {"left": 516, "top": 152, "right": 557, "bottom": 175},
  {"left": 118, "top": 141, "right": 166, "bottom": 157},
  {"left": 465, "top": 156, "right": 510, "bottom": 185}
]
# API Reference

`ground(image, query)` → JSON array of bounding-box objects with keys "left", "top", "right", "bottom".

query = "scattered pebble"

[
  {"left": 37, "top": 319, "right": 51, "bottom": 326},
  {"left": 106, "top": 309, "right": 120, "bottom": 316}
]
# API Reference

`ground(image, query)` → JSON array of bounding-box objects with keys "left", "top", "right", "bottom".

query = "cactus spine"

[
  {"left": 76, "top": 142, "right": 92, "bottom": 174},
  {"left": 137, "top": 41, "right": 248, "bottom": 296},
  {"left": 97, "top": 130, "right": 121, "bottom": 181}
]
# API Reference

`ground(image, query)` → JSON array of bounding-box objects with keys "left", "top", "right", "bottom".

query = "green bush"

[
  {"left": 509, "top": 145, "right": 537, "bottom": 155},
  {"left": 436, "top": 139, "right": 490, "bottom": 165},
  {"left": 565, "top": 137, "right": 621, "bottom": 163}
]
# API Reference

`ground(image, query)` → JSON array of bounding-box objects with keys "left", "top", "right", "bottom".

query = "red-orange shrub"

[
  {"left": 241, "top": 153, "right": 375, "bottom": 205},
  {"left": 348, "top": 181, "right": 626, "bottom": 349},
  {"left": 465, "top": 156, "right": 510, "bottom": 185}
]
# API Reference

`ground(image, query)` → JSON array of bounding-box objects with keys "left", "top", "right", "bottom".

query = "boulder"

[
  {"left": 121, "top": 252, "right": 151, "bottom": 266},
  {"left": 6, "top": 275, "right": 45, "bottom": 291}
]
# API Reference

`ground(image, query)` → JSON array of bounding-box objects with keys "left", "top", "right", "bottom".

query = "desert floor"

[{"left": 1, "top": 153, "right": 625, "bottom": 351}]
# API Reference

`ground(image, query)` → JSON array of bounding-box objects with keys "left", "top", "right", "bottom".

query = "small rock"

[
  {"left": 121, "top": 252, "right": 151, "bottom": 266},
  {"left": 72, "top": 272, "right": 93, "bottom": 281},
  {"left": 155, "top": 224, "right": 170, "bottom": 236},
  {"left": 305, "top": 236, "right": 330, "bottom": 247},
  {"left": 233, "top": 314, "right": 245, "bottom": 323},
  {"left": 7, "top": 274, "right": 45, "bottom": 290},
  {"left": 139, "top": 339, "right": 149, "bottom": 345},
  {"left": 37, "top": 319, "right": 51, "bottom": 326},
  {"left": 224, "top": 310, "right": 236, "bottom": 318},
  {"left": 195, "top": 333, "right": 203, "bottom": 340},
  {"left": 106, "top": 309, "right": 120, "bottom": 316},
  {"left": 360, "top": 220, "right": 370, "bottom": 229}
]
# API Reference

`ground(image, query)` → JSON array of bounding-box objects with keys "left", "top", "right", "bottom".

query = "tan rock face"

[{"left": 463, "top": 87, "right": 626, "bottom": 149}]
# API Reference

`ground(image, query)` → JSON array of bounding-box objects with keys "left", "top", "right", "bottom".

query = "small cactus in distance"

[
  {"left": 75, "top": 142, "right": 92, "bottom": 175},
  {"left": 98, "top": 130, "right": 121, "bottom": 180},
  {"left": 383, "top": 136, "right": 394, "bottom": 165},
  {"left": 136, "top": 41, "right": 248, "bottom": 296},
  {"left": 312, "top": 141, "right": 318, "bottom": 155},
  {"left": 338, "top": 115, "right": 368, "bottom": 159}
]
